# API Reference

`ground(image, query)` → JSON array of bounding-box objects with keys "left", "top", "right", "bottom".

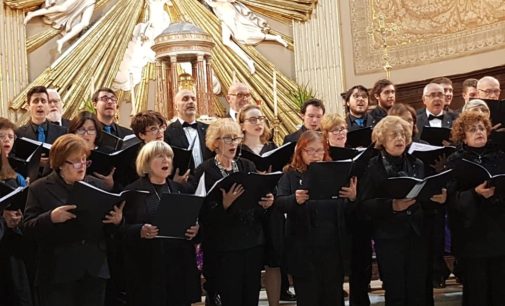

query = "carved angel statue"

[
  {"left": 113, "top": 0, "right": 172, "bottom": 91},
  {"left": 204, "top": 0, "right": 288, "bottom": 74},
  {"left": 24, "top": 0, "right": 96, "bottom": 53}
]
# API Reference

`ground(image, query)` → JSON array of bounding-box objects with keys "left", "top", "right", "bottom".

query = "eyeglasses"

[
  {"left": 466, "top": 125, "right": 486, "bottom": 133},
  {"left": 329, "top": 127, "right": 347, "bottom": 135},
  {"left": 243, "top": 116, "right": 266, "bottom": 124},
  {"left": 144, "top": 126, "right": 166, "bottom": 134},
  {"left": 65, "top": 160, "right": 92, "bottom": 169},
  {"left": 424, "top": 92, "right": 444, "bottom": 99},
  {"left": 229, "top": 93, "right": 251, "bottom": 99},
  {"left": 0, "top": 134, "right": 16, "bottom": 141},
  {"left": 98, "top": 96, "right": 118, "bottom": 103},
  {"left": 218, "top": 136, "right": 244, "bottom": 144},
  {"left": 75, "top": 128, "right": 97, "bottom": 135},
  {"left": 303, "top": 148, "right": 325, "bottom": 155},
  {"left": 478, "top": 89, "right": 501, "bottom": 96}
]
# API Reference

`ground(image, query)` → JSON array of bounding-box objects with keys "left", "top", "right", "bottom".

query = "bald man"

[
  {"left": 46, "top": 88, "right": 71, "bottom": 128},
  {"left": 477, "top": 76, "right": 502, "bottom": 101},
  {"left": 225, "top": 83, "right": 252, "bottom": 121},
  {"left": 164, "top": 89, "right": 212, "bottom": 170}
]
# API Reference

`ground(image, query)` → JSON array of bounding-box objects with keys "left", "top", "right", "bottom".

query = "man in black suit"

[
  {"left": 225, "top": 82, "right": 252, "bottom": 121},
  {"left": 344, "top": 85, "right": 376, "bottom": 131},
  {"left": 431, "top": 77, "right": 459, "bottom": 118},
  {"left": 46, "top": 88, "right": 71, "bottom": 128},
  {"left": 416, "top": 83, "right": 455, "bottom": 137},
  {"left": 283, "top": 98, "right": 325, "bottom": 144},
  {"left": 369, "top": 79, "right": 396, "bottom": 123},
  {"left": 164, "top": 89, "right": 212, "bottom": 172},
  {"left": 92, "top": 87, "right": 133, "bottom": 138},
  {"left": 16, "top": 86, "right": 67, "bottom": 177},
  {"left": 477, "top": 75, "right": 501, "bottom": 101}
]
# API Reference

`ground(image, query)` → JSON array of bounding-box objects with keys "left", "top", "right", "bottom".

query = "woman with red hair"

[{"left": 275, "top": 130, "right": 356, "bottom": 306}]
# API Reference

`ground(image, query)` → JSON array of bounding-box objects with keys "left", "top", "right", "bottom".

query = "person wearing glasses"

[
  {"left": 275, "top": 130, "right": 356, "bottom": 306},
  {"left": 0, "top": 117, "right": 33, "bottom": 306},
  {"left": 344, "top": 85, "right": 376, "bottom": 131},
  {"left": 225, "top": 82, "right": 252, "bottom": 121},
  {"left": 359, "top": 116, "right": 447, "bottom": 305},
  {"left": 91, "top": 87, "right": 133, "bottom": 138},
  {"left": 283, "top": 99, "right": 325, "bottom": 144},
  {"left": 191, "top": 118, "right": 274, "bottom": 306},
  {"left": 23, "top": 134, "right": 124, "bottom": 306},
  {"left": 320, "top": 114, "right": 348, "bottom": 149},
  {"left": 445, "top": 112, "right": 505, "bottom": 306},
  {"left": 416, "top": 83, "right": 456, "bottom": 143},
  {"left": 164, "top": 89, "right": 213, "bottom": 173},
  {"left": 122, "top": 141, "right": 201, "bottom": 306},
  {"left": 237, "top": 104, "right": 291, "bottom": 305},
  {"left": 46, "top": 88, "right": 71, "bottom": 128},
  {"left": 131, "top": 111, "right": 166, "bottom": 144},
  {"left": 477, "top": 76, "right": 501, "bottom": 101}
]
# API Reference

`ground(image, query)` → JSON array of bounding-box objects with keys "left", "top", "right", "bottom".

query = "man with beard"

[
  {"left": 461, "top": 78, "right": 478, "bottom": 106},
  {"left": 46, "top": 88, "right": 71, "bottom": 128},
  {"left": 164, "top": 89, "right": 213, "bottom": 172},
  {"left": 369, "top": 79, "right": 395, "bottom": 123},
  {"left": 92, "top": 87, "right": 133, "bottom": 138},
  {"left": 344, "top": 85, "right": 376, "bottom": 131},
  {"left": 225, "top": 82, "right": 252, "bottom": 121}
]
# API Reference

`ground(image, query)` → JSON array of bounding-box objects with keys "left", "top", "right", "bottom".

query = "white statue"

[
  {"left": 113, "top": 0, "right": 172, "bottom": 91},
  {"left": 24, "top": 0, "right": 96, "bottom": 53},
  {"left": 204, "top": 0, "right": 288, "bottom": 74}
]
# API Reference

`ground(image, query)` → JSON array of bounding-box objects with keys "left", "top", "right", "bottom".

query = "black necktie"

[
  {"left": 182, "top": 122, "right": 198, "bottom": 129},
  {"left": 428, "top": 114, "right": 444, "bottom": 121}
]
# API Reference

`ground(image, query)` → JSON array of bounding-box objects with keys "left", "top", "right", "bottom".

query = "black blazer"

[
  {"left": 23, "top": 172, "right": 112, "bottom": 285},
  {"left": 416, "top": 108, "right": 455, "bottom": 136},
  {"left": 16, "top": 121, "right": 67, "bottom": 144},
  {"left": 345, "top": 113, "right": 377, "bottom": 131},
  {"left": 369, "top": 106, "right": 388, "bottom": 124},
  {"left": 358, "top": 152, "right": 426, "bottom": 240},
  {"left": 191, "top": 158, "right": 266, "bottom": 252},
  {"left": 122, "top": 177, "right": 200, "bottom": 305},
  {"left": 97, "top": 122, "right": 133, "bottom": 138},
  {"left": 164, "top": 120, "right": 213, "bottom": 169},
  {"left": 446, "top": 146, "right": 505, "bottom": 258},
  {"left": 283, "top": 126, "right": 307, "bottom": 145}
]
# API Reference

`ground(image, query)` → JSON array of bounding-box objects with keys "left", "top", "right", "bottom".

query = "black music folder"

[
  {"left": 8, "top": 137, "right": 44, "bottom": 182},
  {"left": 481, "top": 99, "right": 505, "bottom": 126},
  {"left": 88, "top": 137, "right": 142, "bottom": 176},
  {"left": 69, "top": 181, "right": 149, "bottom": 227},
  {"left": 154, "top": 193, "right": 203, "bottom": 239},
  {"left": 0, "top": 183, "right": 28, "bottom": 211},
  {"left": 408, "top": 142, "right": 456, "bottom": 168},
  {"left": 237, "top": 142, "right": 296, "bottom": 172},
  {"left": 452, "top": 158, "right": 505, "bottom": 193},
  {"left": 346, "top": 127, "right": 372, "bottom": 148},
  {"left": 171, "top": 146, "right": 194, "bottom": 174},
  {"left": 206, "top": 172, "right": 282, "bottom": 210},
  {"left": 420, "top": 127, "right": 451, "bottom": 146},
  {"left": 329, "top": 146, "right": 361, "bottom": 161},
  {"left": 304, "top": 161, "right": 353, "bottom": 200},
  {"left": 380, "top": 169, "right": 453, "bottom": 200}
]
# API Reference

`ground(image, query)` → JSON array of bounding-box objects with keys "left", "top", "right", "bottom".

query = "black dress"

[
  {"left": 192, "top": 157, "right": 266, "bottom": 306},
  {"left": 23, "top": 172, "right": 116, "bottom": 306},
  {"left": 0, "top": 177, "right": 32, "bottom": 306},
  {"left": 275, "top": 169, "right": 347, "bottom": 306},
  {"left": 122, "top": 176, "right": 201, "bottom": 306},
  {"left": 358, "top": 151, "right": 430, "bottom": 306},
  {"left": 446, "top": 145, "right": 505, "bottom": 306}
]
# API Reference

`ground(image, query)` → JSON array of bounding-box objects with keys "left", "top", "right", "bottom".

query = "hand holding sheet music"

[
  {"left": 452, "top": 158, "right": 505, "bottom": 194},
  {"left": 153, "top": 193, "right": 204, "bottom": 239},
  {"left": 380, "top": 169, "right": 453, "bottom": 201}
]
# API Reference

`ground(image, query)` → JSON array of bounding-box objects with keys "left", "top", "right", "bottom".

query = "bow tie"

[
  {"left": 428, "top": 114, "right": 444, "bottom": 121},
  {"left": 182, "top": 122, "right": 198, "bottom": 129}
]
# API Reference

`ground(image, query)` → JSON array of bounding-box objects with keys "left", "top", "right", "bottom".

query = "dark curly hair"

[{"left": 450, "top": 112, "right": 492, "bottom": 145}]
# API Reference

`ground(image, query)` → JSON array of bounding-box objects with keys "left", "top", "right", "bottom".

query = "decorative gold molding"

[{"left": 350, "top": 0, "right": 505, "bottom": 75}]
